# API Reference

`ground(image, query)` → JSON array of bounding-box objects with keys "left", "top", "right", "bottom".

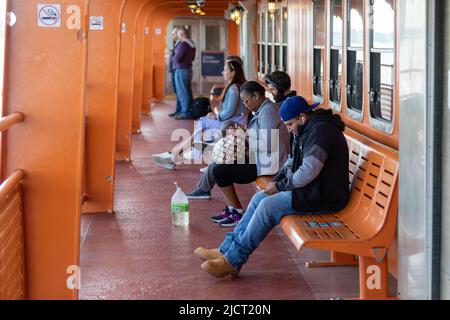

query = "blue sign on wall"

[{"left": 201, "top": 52, "right": 225, "bottom": 77}]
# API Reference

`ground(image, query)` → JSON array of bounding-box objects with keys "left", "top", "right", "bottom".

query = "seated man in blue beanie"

[{"left": 194, "top": 96, "right": 350, "bottom": 278}]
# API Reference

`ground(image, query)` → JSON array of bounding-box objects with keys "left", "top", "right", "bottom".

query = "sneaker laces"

[
  {"left": 230, "top": 212, "right": 242, "bottom": 222},
  {"left": 219, "top": 207, "right": 232, "bottom": 219}
]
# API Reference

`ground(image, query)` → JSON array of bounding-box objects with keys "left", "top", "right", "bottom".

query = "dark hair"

[
  {"left": 226, "top": 55, "right": 244, "bottom": 66},
  {"left": 265, "top": 71, "right": 291, "bottom": 92},
  {"left": 240, "top": 81, "right": 266, "bottom": 96},
  {"left": 220, "top": 120, "right": 246, "bottom": 137},
  {"left": 220, "top": 61, "right": 247, "bottom": 103}
]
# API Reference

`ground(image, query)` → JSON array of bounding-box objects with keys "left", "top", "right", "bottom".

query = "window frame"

[
  {"left": 345, "top": 0, "right": 365, "bottom": 122},
  {"left": 312, "top": 0, "right": 326, "bottom": 104},
  {"left": 329, "top": 0, "right": 344, "bottom": 112},
  {"left": 281, "top": 3, "right": 288, "bottom": 72},
  {"left": 257, "top": 1, "right": 289, "bottom": 77},
  {"left": 368, "top": 0, "right": 396, "bottom": 135}
]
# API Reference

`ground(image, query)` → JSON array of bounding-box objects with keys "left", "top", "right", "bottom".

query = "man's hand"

[{"left": 265, "top": 182, "right": 279, "bottom": 196}]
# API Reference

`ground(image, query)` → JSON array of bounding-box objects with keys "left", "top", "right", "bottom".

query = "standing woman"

[{"left": 152, "top": 60, "right": 247, "bottom": 169}]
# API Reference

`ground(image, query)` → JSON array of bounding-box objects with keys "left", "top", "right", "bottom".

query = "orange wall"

[
  {"left": 4, "top": 0, "right": 90, "bottom": 299},
  {"left": 115, "top": 0, "right": 148, "bottom": 162},
  {"left": 83, "top": 0, "right": 126, "bottom": 214},
  {"left": 228, "top": 20, "right": 240, "bottom": 56}
]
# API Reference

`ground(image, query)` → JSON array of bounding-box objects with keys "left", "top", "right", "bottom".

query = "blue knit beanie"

[{"left": 280, "top": 96, "right": 320, "bottom": 122}]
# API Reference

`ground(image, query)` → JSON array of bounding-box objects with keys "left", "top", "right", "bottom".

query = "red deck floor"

[{"left": 79, "top": 100, "right": 389, "bottom": 300}]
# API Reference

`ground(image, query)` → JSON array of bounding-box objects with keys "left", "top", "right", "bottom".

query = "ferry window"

[
  {"left": 273, "top": 4, "right": 280, "bottom": 71},
  {"left": 257, "top": 12, "right": 261, "bottom": 73},
  {"left": 261, "top": 44, "right": 266, "bottom": 74},
  {"left": 282, "top": 3, "right": 288, "bottom": 71},
  {"left": 369, "top": 0, "right": 395, "bottom": 129},
  {"left": 346, "top": 0, "right": 364, "bottom": 118},
  {"left": 205, "top": 26, "right": 221, "bottom": 51},
  {"left": 313, "top": 0, "right": 326, "bottom": 102},
  {"left": 329, "top": 0, "right": 343, "bottom": 111},
  {"left": 268, "top": 46, "right": 272, "bottom": 74},
  {"left": 258, "top": 9, "right": 266, "bottom": 74},
  {"left": 267, "top": 11, "right": 273, "bottom": 74},
  {"left": 0, "top": 1, "right": 6, "bottom": 114},
  {"left": 274, "top": 44, "right": 280, "bottom": 71},
  {"left": 261, "top": 11, "right": 267, "bottom": 74}
]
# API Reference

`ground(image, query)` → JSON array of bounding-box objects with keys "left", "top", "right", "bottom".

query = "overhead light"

[
  {"left": 187, "top": 1, "right": 197, "bottom": 9},
  {"left": 195, "top": 7, "right": 203, "bottom": 14},
  {"left": 230, "top": 6, "right": 244, "bottom": 25},
  {"left": 199, "top": 11, "right": 206, "bottom": 16},
  {"left": 196, "top": 0, "right": 206, "bottom": 8},
  {"left": 268, "top": 0, "right": 277, "bottom": 15}
]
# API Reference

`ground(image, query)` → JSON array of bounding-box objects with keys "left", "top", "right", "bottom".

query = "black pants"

[{"left": 213, "top": 163, "right": 258, "bottom": 188}]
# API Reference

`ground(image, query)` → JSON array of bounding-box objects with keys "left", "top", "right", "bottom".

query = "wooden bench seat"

[{"left": 255, "top": 129, "right": 399, "bottom": 300}]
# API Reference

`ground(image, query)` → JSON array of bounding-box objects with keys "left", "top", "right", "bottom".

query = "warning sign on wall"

[
  {"left": 37, "top": 4, "right": 61, "bottom": 28},
  {"left": 90, "top": 16, "right": 104, "bottom": 30}
]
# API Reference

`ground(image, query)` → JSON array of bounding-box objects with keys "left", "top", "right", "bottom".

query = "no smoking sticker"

[
  {"left": 38, "top": 4, "right": 61, "bottom": 28},
  {"left": 90, "top": 16, "right": 104, "bottom": 30}
]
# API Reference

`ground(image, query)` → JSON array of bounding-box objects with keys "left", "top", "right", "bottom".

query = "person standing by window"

[
  {"left": 167, "top": 27, "right": 181, "bottom": 117},
  {"left": 173, "top": 28, "right": 196, "bottom": 120}
]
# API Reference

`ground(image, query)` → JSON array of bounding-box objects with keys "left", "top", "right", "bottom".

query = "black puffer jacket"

[{"left": 275, "top": 109, "right": 350, "bottom": 214}]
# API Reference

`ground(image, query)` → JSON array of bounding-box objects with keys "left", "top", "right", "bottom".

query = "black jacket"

[{"left": 274, "top": 109, "right": 350, "bottom": 214}]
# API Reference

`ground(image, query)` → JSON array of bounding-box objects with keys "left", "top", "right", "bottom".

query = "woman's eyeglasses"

[{"left": 242, "top": 95, "right": 253, "bottom": 105}]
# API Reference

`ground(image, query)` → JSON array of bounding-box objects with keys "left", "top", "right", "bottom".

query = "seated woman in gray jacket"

[
  {"left": 210, "top": 81, "right": 290, "bottom": 227},
  {"left": 152, "top": 60, "right": 247, "bottom": 169}
]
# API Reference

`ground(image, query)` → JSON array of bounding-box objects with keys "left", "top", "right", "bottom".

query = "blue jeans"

[
  {"left": 175, "top": 69, "right": 193, "bottom": 117},
  {"left": 171, "top": 71, "right": 181, "bottom": 114},
  {"left": 219, "top": 191, "right": 299, "bottom": 269}
]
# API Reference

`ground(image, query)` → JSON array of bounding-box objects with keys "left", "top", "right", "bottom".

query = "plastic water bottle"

[{"left": 171, "top": 182, "right": 190, "bottom": 227}]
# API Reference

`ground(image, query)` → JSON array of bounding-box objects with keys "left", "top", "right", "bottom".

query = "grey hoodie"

[{"left": 247, "top": 99, "right": 290, "bottom": 176}]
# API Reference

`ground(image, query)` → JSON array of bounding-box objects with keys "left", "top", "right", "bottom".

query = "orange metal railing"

[
  {"left": 0, "top": 113, "right": 26, "bottom": 300},
  {"left": 0, "top": 112, "right": 25, "bottom": 132}
]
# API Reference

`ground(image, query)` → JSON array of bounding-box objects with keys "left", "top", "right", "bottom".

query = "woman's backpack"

[{"left": 190, "top": 97, "right": 211, "bottom": 119}]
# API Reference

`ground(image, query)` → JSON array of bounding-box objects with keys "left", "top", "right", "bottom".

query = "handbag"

[{"left": 212, "top": 125, "right": 248, "bottom": 164}]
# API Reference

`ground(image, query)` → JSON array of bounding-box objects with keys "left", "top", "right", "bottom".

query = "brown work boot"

[
  {"left": 194, "top": 247, "right": 223, "bottom": 262},
  {"left": 201, "top": 256, "right": 240, "bottom": 278}
]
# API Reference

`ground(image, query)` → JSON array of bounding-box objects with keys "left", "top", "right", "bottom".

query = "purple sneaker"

[
  {"left": 210, "top": 207, "right": 232, "bottom": 224},
  {"left": 219, "top": 211, "right": 244, "bottom": 228}
]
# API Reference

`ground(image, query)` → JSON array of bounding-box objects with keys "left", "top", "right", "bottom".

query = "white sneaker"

[
  {"left": 200, "top": 166, "right": 208, "bottom": 173},
  {"left": 153, "top": 158, "right": 176, "bottom": 170},
  {"left": 152, "top": 151, "right": 173, "bottom": 161}
]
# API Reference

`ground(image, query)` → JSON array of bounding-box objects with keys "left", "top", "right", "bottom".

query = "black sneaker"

[
  {"left": 219, "top": 210, "right": 244, "bottom": 228},
  {"left": 186, "top": 188, "right": 212, "bottom": 200},
  {"left": 211, "top": 207, "right": 232, "bottom": 224}
]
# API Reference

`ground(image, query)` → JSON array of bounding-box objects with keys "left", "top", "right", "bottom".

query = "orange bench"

[{"left": 255, "top": 129, "right": 399, "bottom": 300}]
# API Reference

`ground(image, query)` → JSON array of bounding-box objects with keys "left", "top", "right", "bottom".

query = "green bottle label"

[{"left": 172, "top": 203, "right": 189, "bottom": 214}]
